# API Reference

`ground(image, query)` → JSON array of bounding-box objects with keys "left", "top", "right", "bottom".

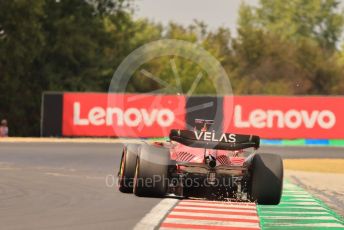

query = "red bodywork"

[{"left": 155, "top": 141, "right": 245, "bottom": 166}]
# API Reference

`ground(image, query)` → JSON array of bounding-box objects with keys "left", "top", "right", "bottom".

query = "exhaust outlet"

[
  {"left": 206, "top": 155, "right": 217, "bottom": 168},
  {"left": 208, "top": 159, "right": 216, "bottom": 168}
]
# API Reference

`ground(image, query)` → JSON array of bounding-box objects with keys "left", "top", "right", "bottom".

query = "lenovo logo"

[
  {"left": 234, "top": 105, "right": 336, "bottom": 129},
  {"left": 73, "top": 102, "right": 175, "bottom": 127}
]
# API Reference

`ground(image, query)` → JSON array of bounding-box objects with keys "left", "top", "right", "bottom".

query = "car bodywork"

[{"left": 118, "top": 120, "right": 283, "bottom": 204}]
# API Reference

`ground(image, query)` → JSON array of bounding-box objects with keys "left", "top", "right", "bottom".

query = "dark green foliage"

[
  {"left": 0, "top": 0, "right": 343, "bottom": 136},
  {"left": 0, "top": 0, "right": 132, "bottom": 135}
]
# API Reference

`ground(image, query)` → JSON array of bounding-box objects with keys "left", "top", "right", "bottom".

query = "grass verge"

[{"left": 284, "top": 159, "right": 344, "bottom": 174}]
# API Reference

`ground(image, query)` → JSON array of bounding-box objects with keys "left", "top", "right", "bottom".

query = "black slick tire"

[
  {"left": 249, "top": 153, "right": 283, "bottom": 205},
  {"left": 118, "top": 144, "right": 139, "bottom": 193},
  {"left": 133, "top": 144, "right": 170, "bottom": 197}
]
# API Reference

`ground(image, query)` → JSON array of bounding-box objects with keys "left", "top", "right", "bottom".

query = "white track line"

[
  {"left": 133, "top": 198, "right": 179, "bottom": 230},
  {"left": 178, "top": 201, "right": 257, "bottom": 210},
  {"left": 260, "top": 216, "right": 338, "bottom": 220},
  {"left": 0, "top": 137, "right": 142, "bottom": 143},
  {"left": 169, "top": 211, "right": 259, "bottom": 220},
  {"left": 282, "top": 193, "right": 312, "bottom": 196},
  {"left": 182, "top": 199, "right": 256, "bottom": 205},
  {"left": 282, "top": 195, "right": 312, "bottom": 198},
  {"left": 279, "top": 201, "right": 319, "bottom": 205},
  {"left": 159, "top": 200, "right": 260, "bottom": 229},
  {"left": 261, "top": 211, "right": 330, "bottom": 215},
  {"left": 265, "top": 223, "right": 344, "bottom": 227},
  {"left": 173, "top": 206, "right": 258, "bottom": 213},
  {"left": 162, "top": 218, "right": 260, "bottom": 228},
  {"left": 261, "top": 206, "right": 326, "bottom": 210}
]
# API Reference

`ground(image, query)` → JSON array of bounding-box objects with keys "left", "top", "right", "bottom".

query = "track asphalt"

[{"left": 0, "top": 142, "right": 343, "bottom": 230}]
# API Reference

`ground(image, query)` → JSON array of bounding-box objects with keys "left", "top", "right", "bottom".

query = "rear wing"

[{"left": 169, "top": 129, "right": 260, "bottom": 150}]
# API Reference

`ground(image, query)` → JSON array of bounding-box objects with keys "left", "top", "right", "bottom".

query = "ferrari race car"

[{"left": 118, "top": 119, "right": 283, "bottom": 205}]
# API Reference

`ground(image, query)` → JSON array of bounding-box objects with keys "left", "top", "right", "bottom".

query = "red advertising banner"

[
  {"left": 62, "top": 93, "right": 344, "bottom": 138},
  {"left": 62, "top": 93, "right": 186, "bottom": 137},
  {"left": 224, "top": 96, "right": 344, "bottom": 139}
]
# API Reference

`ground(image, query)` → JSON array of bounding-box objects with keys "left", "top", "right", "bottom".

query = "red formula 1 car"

[{"left": 118, "top": 120, "right": 283, "bottom": 204}]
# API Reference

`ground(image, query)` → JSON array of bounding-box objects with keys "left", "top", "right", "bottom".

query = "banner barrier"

[
  {"left": 42, "top": 92, "right": 344, "bottom": 139},
  {"left": 223, "top": 96, "right": 344, "bottom": 139},
  {"left": 62, "top": 93, "right": 186, "bottom": 137}
]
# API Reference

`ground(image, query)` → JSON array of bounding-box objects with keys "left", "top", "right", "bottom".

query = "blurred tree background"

[{"left": 0, "top": 0, "right": 343, "bottom": 136}]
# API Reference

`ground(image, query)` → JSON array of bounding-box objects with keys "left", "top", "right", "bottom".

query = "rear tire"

[
  {"left": 118, "top": 144, "right": 139, "bottom": 193},
  {"left": 133, "top": 144, "right": 170, "bottom": 197},
  {"left": 249, "top": 153, "right": 283, "bottom": 205}
]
